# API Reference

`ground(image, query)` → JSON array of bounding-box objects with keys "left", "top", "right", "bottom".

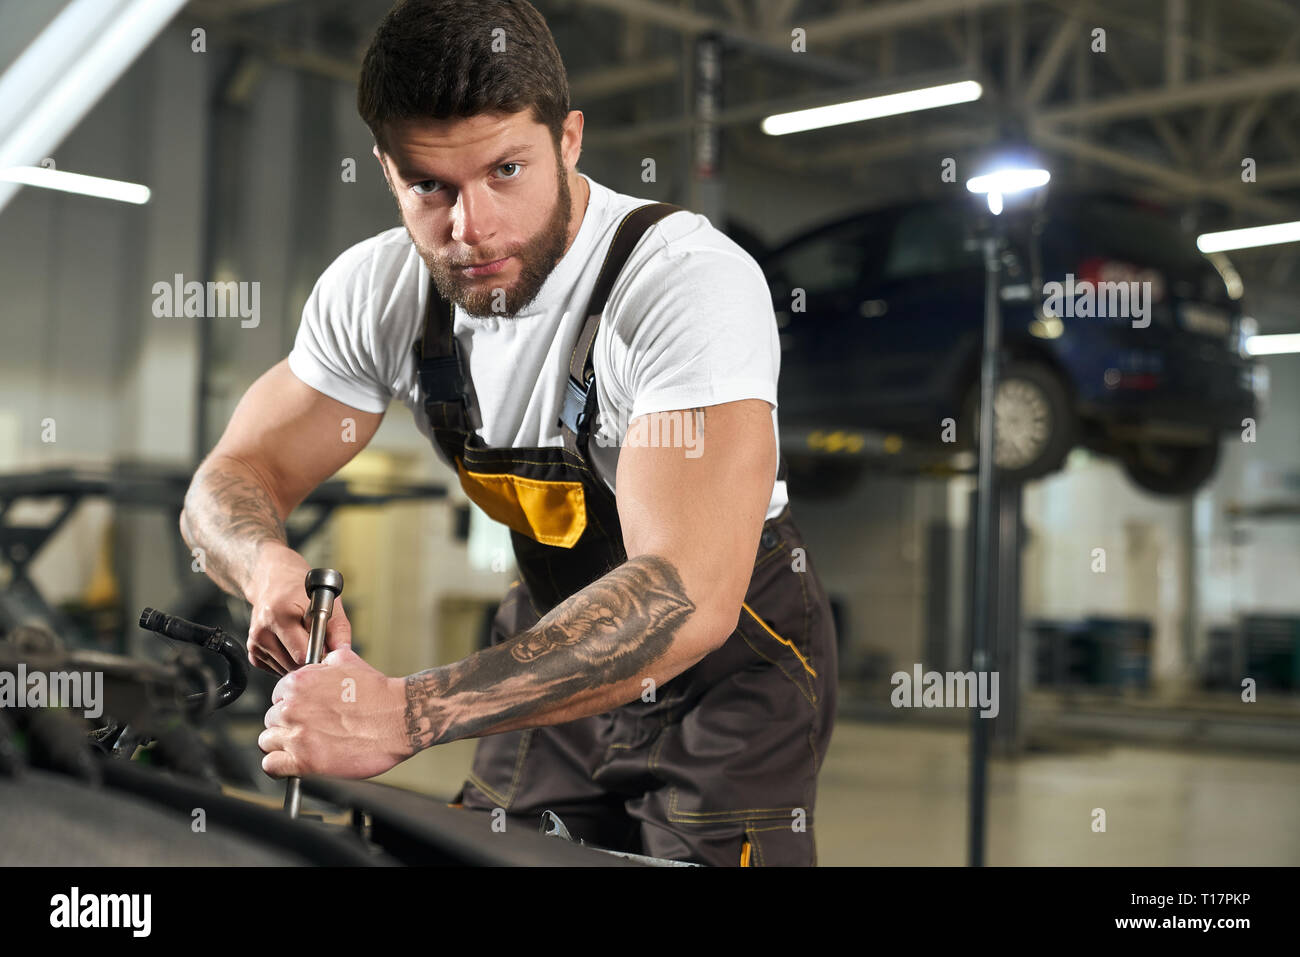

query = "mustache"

[{"left": 448, "top": 252, "right": 514, "bottom": 268}]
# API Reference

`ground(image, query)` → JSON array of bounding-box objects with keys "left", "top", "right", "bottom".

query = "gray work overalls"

[{"left": 414, "top": 203, "right": 838, "bottom": 866}]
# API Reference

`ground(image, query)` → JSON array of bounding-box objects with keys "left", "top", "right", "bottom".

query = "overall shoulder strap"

[
  {"left": 412, "top": 275, "right": 472, "bottom": 446},
  {"left": 558, "top": 202, "right": 686, "bottom": 442}
]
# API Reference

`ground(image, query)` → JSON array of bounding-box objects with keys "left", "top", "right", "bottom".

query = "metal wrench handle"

[{"left": 284, "top": 568, "right": 343, "bottom": 818}]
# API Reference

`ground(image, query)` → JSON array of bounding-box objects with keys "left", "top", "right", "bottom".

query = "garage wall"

[
  {"left": 0, "top": 26, "right": 207, "bottom": 626},
  {"left": 1022, "top": 455, "right": 1193, "bottom": 688},
  {"left": 1197, "top": 354, "right": 1300, "bottom": 619}
]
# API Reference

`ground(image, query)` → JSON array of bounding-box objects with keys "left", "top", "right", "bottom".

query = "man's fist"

[
  {"left": 259, "top": 646, "right": 411, "bottom": 780},
  {"left": 246, "top": 544, "right": 352, "bottom": 675}
]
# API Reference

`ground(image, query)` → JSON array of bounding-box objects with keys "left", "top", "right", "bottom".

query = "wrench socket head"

[{"left": 305, "top": 568, "right": 344, "bottom": 598}]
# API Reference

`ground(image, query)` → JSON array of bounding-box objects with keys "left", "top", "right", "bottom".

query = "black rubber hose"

[{"left": 139, "top": 609, "right": 248, "bottom": 709}]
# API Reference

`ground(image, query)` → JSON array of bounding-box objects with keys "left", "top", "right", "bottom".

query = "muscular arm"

[
  {"left": 180, "top": 456, "right": 289, "bottom": 599},
  {"left": 402, "top": 399, "right": 776, "bottom": 751},
  {"left": 180, "top": 359, "right": 384, "bottom": 600}
]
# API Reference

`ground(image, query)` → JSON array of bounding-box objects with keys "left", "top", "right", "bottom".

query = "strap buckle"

[
  {"left": 557, "top": 376, "right": 590, "bottom": 435},
  {"left": 415, "top": 337, "right": 469, "bottom": 406}
]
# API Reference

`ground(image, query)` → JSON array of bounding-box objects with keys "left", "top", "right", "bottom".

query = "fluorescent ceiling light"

[
  {"left": 1246, "top": 333, "right": 1300, "bottom": 356},
  {"left": 1197, "top": 221, "right": 1300, "bottom": 253},
  {"left": 966, "top": 167, "right": 1050, "bottom": 215},
  {"left": 762, "top": 80, "right": 982, "bottom": 136},
  {"left": 965, "top": 169, "right": 1051, "bottom": 194},
  {"left": 0, "top": 0, "right": 188, "bottom": 215},
  {"left": 0, "top": 166, "right": 149, "bottom": 204}
]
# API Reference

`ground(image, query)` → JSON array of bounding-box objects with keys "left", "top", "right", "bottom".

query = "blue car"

[{"left": 760, "top": 192, "right": 1261, "bottom": 497}]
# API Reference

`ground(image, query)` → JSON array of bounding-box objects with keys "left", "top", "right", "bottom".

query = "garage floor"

[{"left": 370, "top": 719, "right": 1300, "bottom": 866}]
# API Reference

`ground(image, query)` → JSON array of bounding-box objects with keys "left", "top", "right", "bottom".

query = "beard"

[{"left": 407, "top": 162, "right": 573, "bottom": 320}]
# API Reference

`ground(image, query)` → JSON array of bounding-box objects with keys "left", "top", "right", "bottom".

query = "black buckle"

[
  {"left": 415, "top": 338, "right": 468, "bottom": 405},
  {"left": 557, "top": 376, "right": 589, "bottom": 434}
]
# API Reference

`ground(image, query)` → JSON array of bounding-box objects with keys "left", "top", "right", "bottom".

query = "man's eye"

[
  {"left": 499, "top": 163, "right": 521, "bottom": 179},
  {"left": 411, "top": 180, "right": 440, "bottom": 196}
]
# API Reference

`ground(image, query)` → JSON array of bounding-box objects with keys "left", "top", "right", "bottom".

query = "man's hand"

[
  {"left": 258, "top": 647, "right": 411, "bottom": 779},
  {"left": 178, "top": 360, "right": 384, "bottom": 665},
  {"left": 246, "top": 542, "right": 353, "bottom": 675}
]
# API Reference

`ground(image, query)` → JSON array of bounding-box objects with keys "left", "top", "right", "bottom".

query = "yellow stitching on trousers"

[
  {"left": 466, "top": 773, "right": 509, "bottom": 807},
  {"left": 741, "top": 602, "right": 817, "bottom": 678},
  {"left": 739, "top": 632, "right": 817, "bottom": 708},
  {"left": 505, "top": 728, "right": 533, "bottom": 808},
  {"left": 793, "top": 564, "right": 814, "bottom": 676},
  {"left": 467, "top": 728, "right": 535, "bottom": 808},
  {"left": 667, "top": 789, "right": 799, "bottom": 821},
  {"left": 746, "top": 822, "right": 808, "bottom": 834},
  {"left": 753, "top": 542, "right": 789, "bottom": 572},
  {"left": 462, "top": 454, "right": 593, "bottom": 474}
]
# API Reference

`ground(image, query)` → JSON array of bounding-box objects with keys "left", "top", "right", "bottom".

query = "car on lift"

[{"left": 760, "top": 192, "right": 1262, "bottom": 497}]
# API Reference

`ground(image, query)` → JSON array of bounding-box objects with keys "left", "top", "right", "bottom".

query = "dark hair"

[{"left": 358, "top": 0, "right": 570, "bottom": 154}]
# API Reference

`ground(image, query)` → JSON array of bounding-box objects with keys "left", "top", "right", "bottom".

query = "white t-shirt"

[{"left": 288, "top": 172, "right": 789, "bottom": 520}]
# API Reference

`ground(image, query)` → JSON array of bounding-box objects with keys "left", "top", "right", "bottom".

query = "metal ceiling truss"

[{"left": 179, "top": 0, "right": 1300, "bottom": 222}]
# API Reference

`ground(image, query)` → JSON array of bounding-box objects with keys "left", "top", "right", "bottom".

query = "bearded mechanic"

[{"left": 179, "top": 0, "right": 837, "bottom": 867}]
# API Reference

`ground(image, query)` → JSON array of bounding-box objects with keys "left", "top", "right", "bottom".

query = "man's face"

[{"left": 374, "top": 110, "right": 583, "bottom": 319}]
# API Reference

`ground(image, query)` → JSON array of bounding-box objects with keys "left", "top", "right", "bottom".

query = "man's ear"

[{"left": 560, "top": 110, "right": 584, "bottom": 172}]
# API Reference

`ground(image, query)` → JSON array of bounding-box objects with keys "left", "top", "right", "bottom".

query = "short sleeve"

[
  {"left": 604, "top": 240, "right": 779, "bottom": 421},
  {"left": 287, "top": 243, "right": 393, "bottom": 414}
]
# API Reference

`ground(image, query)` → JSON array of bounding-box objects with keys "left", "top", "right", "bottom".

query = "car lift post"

[{"left": 969, "top": 223, "right": 1003, "bottom": 868}]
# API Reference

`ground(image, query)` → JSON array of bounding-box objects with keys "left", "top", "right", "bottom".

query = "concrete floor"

[{"left": 374, "top": 718, "right": 1300, "bottom": 866}]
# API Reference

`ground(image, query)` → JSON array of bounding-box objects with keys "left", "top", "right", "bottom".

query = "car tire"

[
  {"left": 1120, "top": 439, "right": 1221, "bottom": 496},
  {"left": 963, "top": 360, "right": 1076, "bottom": 483}
]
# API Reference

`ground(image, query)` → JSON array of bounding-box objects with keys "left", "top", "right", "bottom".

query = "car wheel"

[
  {"left": 1120, "top": 439, "right": 1221, "bottom": 496},
  {"left": 784, "top": 454, "right": 867, "bottom": 500},
  {"left": 964, "top": 360, "right": 1076, "bottom": 483}
]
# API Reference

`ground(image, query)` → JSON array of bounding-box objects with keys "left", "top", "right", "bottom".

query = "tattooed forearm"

[
  {"left": 179, "top": 455, "right": 288, "bottom": 599},
  {"left": 403, "top": 554, "right": 697, "bottom": 751}
]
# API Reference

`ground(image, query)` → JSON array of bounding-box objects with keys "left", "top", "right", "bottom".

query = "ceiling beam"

[
  {"left": 771, "top": 0, "right": 1021, "bottom": 48},
  {"left": 759, "top": 0, "right": 803, "bottom": 35},
  {"left": 573, "top": 0, "right": 719, "bottom": 34},
  {"left": 719, "top": 0, "right": 750, "bottom": 30},
  {"left": 1238, "top": 0, "right": 1300, "bottom": 26},
  {"left": 1095, "top": 41, "right": 1193, "bottom": 170},
  {"left": 578, "top": 0, "right": 1021, "bottom": 48},
  {"left": 1213, "top": 28, "right": 1300, "bottom": 169},
  {"left": 571, "top": 58, "right": 678, "bottom": 100},
  {"left": 1165, "top": 0, "right": 1188, "bottom": 87},
  {"left": 576, "top": 0, "right": 874, "bottom": 85},
  {"left": 1036, "top": 65, "right": 1300, "bottom": 126},
  {"left": 1030, "top": 125, "right": 1296, "bottom": 219},
  {"left": 1024, "top": 8, "right": 1083, "bottom": 106},
  {"left": 1040, "top": 0, "right": 1248, "bottom": 73},
  {"left": 582, "top": 67, "right": 984, "bottom": 147},
  {"left": 789, "top": 125, "right": 1000, "bottom": 171},
  {"left": 188, "top": 16, "right": 679, "bottom": 104}
]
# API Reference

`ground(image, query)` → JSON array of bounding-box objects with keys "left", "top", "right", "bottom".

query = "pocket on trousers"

[
  {"left": 742, "top": 821, "right": 817, "bottom": 867},
  {"left": 737, "top": 599, "right": 819, "bottom": 709}
]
